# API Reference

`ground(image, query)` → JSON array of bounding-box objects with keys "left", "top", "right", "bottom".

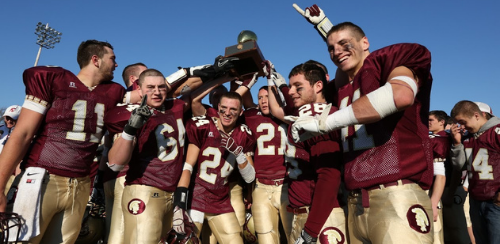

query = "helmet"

[
  {"left": 160, "top": 229, "right": 199, "bottom": 244},
  {"left": 3, "top": 105, "right": 21, "bottom": 120},
  {"left": 237, "top": 30, "right": 258, "bottom": 43},
  {"left": 242, "top": 212, "right": 257, "bottom": 244},
  {"left": 75, "top": 205, "right": 105, "bottom": 244},
  {"left": 0, "top": 212, "right": 23, "bottom": 244}
]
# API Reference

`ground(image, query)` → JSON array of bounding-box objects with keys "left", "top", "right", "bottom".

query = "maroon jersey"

[
  {"left": 430, "top": 130, "right": 451, "bottom": 163},
  {"left": 285, "top": 133, "right": 315, "bottom": 209},
  {"left": 296, "top": 103, "right": 344, "bottom": 237},
  {"left": 187, "top": 115, "right": 255, "bottom": 214},
  {"left": 105, "top": 99, "right": 186, "bottom": 192},
  {"left": 22, "top": 66, "right": 125, "bottom": 178},
  {"left": 462, "top": 121, "right": 500, "bottom": 201},
  {"left": 243, "top": 108, "right": 287, "bottom": 180},
  {"left": 337, "top": 43, "right": 434, "bottom": 190}
]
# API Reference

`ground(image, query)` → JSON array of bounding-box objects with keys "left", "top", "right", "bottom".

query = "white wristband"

[
  {"left": 121, "top": 131, "right": 135, "bottom": 141},
  {"left": 317, "top": 17, "right": 334, "bottom": 39},
  {"left": 107, "top": 162, "right": 125, "bottom": 172},
  {"left": 183, "top": 163, "right": 193, "bottom": 173},
  {"left": 390, "top": 76, "right": 418, "bottom": 98}
]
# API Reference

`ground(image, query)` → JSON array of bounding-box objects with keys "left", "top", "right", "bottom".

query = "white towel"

[{"left": 9, "top": 167, "right": 46, "bottom": 241}]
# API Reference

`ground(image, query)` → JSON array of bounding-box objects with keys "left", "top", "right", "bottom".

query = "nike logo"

[
  {"left": 218, "top": 59, "right": 229, "bottom": 67},
  {"left": 27, "top": 173, "right": 39, "bottom": 176}
]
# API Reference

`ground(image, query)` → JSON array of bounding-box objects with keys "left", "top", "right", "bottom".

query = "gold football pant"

[
  {"left": 229, "top": 181, "right": 246, "bottom": 228},
  {"left": 29, "top": 174, "right": 90, "bottom": 244},
  {"left": 105, "top": 175, "right": 125, "bottom": 244},
  {"left": 251, "top": 180, "right": 293, "bottom": 244},
  {"left": 348, "top": 181, "right": 434, "bottom": 244},
  {"left": 121, "top": 184, "right": 173, "bottom": 244},
  {"left": 194, "top": 212, "right": 244, "bottom": 244}
]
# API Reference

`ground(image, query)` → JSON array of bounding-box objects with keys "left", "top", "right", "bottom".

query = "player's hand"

[
  {"left": 289, "top": 104, "right": 332, "bottom": 142},
  {"left": 220, "top": 134, "right": 247, "bottom": 164},
  {"left": 221, "top": 135, "right": 243, "bottom": 156},
  {"left": 173, "top": 206, "right": 191, "bottom": 234},
  {"left": 294, "top": 229, "right": 317, "bottom": 244},
  {"left": 263, "top": 60, "right": 287, "bottom": 87},
  {"left": 431, "top": 202, "right": 439, "bottom": 222},
  {"left": 193, "top": 56, "right": 238, "bottom": 81},
  {"left": 292, "top": 3, "right": 325, "bottom": 25},
  {"left": 449, "top": 123, "right": 462, "bottom": 145},
  {"left": 124, "top": 95, "right": 151, "bottom": 135},
  {"left": 235, "top": 72, "right": 258, "bottom": 89},
  {"left": 186, "top": 64, "right": 211, "bottom": 77},
  {"left": 90, "top": 170, "right": 105, "bottom": 206}
]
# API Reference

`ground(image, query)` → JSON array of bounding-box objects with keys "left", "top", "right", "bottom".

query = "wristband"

[
  {"left": 174, "top": 187, "right": 189, "bottom": 210},
  {"left": 121, "top": 130, "right": 135, "bottom": 141},
  {"left": 165, "top": 69, "right": 187, "bottom": 87},
  {"left": 123, "top": 124, "right": 137, "bottom": 136},
  {"left": 183, "top": 163, "right": 193, "bottom": 173}
]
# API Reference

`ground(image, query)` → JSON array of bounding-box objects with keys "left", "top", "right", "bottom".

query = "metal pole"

[{"left": 34, "top": 45, "right": 42, "bottom": 66}]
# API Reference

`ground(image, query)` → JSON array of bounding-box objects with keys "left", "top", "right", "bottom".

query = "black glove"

[
  {"left": 192, "top": 56, "right": 239, "bottom": 82},
  {"left": 123, "top": 95, "right": 151, "bottom": 136},
  {"left": 294, "top": 230, "right": 317, "bottom": 244}
]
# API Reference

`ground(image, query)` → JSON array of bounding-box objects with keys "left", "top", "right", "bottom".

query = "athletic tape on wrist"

[
  {"left": 366, "top": 82, "right": 398, "bottom": 119},
  {"left": 238, "top": 163, "right": 255, "bottom": 183},
  {"left": 390, "top": 76, "right": 418, "bottom": 98},
  {"left": 317, "top": 17, "right": 333, "bottom": 39},
  {"left": 183, "top": 163, "right": 193, "bottom": 173},
  {"left": 324, "top": 105, "right": 358, "bottom": 131},
  {"left": 235, "top": 153, "right": 247, "bottom": 165}
]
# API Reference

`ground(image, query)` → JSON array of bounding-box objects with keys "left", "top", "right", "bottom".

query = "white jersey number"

[
  {"left": 339, "top": 89, "right": 375, "bottom": 152},
  {"left": 66, "top": 100, "right": 104, "bottom": 143},
  {"left": 199, "top": 147, "right": 233, "bottom": 185},
  {"left": 155, "top": 122, "right": 180, "bottom": 162},
  {"left": 256, "top": 123, "right": 286, "bottom": 156},
  {"left": 466, "top": 148, "right": 493, "bottom": 180}
]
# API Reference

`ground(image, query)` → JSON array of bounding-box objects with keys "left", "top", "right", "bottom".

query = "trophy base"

[{"left": 225, "top": 41, "right": 266, "bottom": 78}]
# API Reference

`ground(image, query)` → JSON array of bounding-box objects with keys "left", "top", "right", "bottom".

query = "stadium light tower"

[{"left": 34, "top": 22, "right": 62, "bottom": 66}]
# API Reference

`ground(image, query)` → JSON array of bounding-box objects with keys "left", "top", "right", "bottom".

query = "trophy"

[{"left": 224, "top": 30, "right": 266, "bottom": 79}]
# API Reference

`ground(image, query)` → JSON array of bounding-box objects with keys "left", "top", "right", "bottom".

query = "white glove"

[
  {"left": 235, "top": 72, "right": 258, "bottom": 89},
  {"left": 292, "top": 3, "right": 333, "bottom": 40},
  {"left": 289, "top": 104, "right": 332, "bottom": 142},
  {"left": 220, "top": 134, "right": 246, "bottom": 164},
  {"left": 292, "top": 3, "right": 326, "bottom": 25}
]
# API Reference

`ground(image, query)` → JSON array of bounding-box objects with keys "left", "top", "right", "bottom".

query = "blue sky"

[{"left": 1, "top": 1, "right": 499, "bottom": 116}]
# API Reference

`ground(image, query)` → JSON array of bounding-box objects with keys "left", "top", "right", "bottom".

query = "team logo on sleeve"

[
  {"left": 407, "top": 205, "right": 430, "bottom": 233},
  {"left": 319, "top": 227, "right": 345, "bottom": 244},
  {"left": 128, "top": 198, "right": 146, "bottom": 215}
]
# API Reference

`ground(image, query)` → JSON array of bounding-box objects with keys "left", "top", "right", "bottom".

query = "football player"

[
  {"left": 174, "top": 92, "right": 256, "bottom": 244},
  {"left": 0, "top": 40, "right": 125, "bottom": 243},
  {"left": 106, "top": 69, "right": 186, "bottom": 244},
  {"left": 266, "top": 61, "right": 345, "bottom": 244},
  {"left": 428, "top": 110, "right": 450, "bottom": 244},
  {"left": 242, "top": 86, "right": 293, "bottom": 243},
  {"left": 450, "top": 101, "right": 500, "bottom": 244},
  {"left": 291, "top": 21, "right": 434, "bottom": 244}
]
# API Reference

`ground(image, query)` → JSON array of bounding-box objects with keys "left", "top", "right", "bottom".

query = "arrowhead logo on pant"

[{"left": 407, "top": 204, "right": 430, "bottom": 233}]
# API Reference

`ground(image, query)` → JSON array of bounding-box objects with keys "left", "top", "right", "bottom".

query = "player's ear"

[
  {"left": 91, "top": 55, "right": 100, "bottom": 68},
  {"left": 314, "top": 80, "right": 324, "bottom": 95},
  {"left": 361, "top": 36, "right": 370, "bottom": 51}
]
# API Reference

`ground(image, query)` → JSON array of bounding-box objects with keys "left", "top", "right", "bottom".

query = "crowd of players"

[{"left": 0, "top": 3, "right": 499, "bottom": 244}]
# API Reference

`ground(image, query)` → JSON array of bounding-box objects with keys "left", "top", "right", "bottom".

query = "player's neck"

[{"left": 77, "top": 68, "right": 103, "bottom": 89}]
